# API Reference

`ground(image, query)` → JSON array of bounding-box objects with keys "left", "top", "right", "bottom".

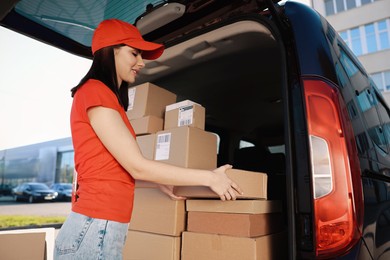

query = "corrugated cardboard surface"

[
  {"left": 129, "top": 188, "right": 186, "bottom": 236},
  {"left": 164, "top": 103, "right": 205, "bottom": 130},
  {"left": 131, "top": 115, "right": 163, "bottom": 135},
  {"left": 126, "top": 82, "right": 177, "bottom": 120},
  {"left": 175, "top": 169, "right": 267, "bottom": 199},
  {"left": 181, "top": 231, "right": 287, "bottom": 260},
  {"left": 123, "top": 230, "right": 181, "bottom": 260},
  {"left": 136, "top": 134, "right": 155, "bottom": 160},
  {"left": 187, "top": 211, "right": 283, "bottom": 237},
  {"left": 0, "top": 232, "right": 46, "bottom": 260},
  {"left": 154, "top": 126, "right": 217, "bottom": 169},
  {"left": 186, "top": 199, "right": 281, "bottom": 214}
]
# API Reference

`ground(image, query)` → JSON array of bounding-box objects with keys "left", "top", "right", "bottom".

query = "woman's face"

[{"left": 114, "top": 45, "right": 145, "bottom": 86}]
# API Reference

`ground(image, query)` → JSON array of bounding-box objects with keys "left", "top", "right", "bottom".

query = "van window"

[
  {"left": 356, "top": 88, "right": 378, "bottom": 112},
  {"left": 339, "top": 48, "right": 358, "bottom": 77},
  {"left": 346, "top": 101, "right": 359, "bottom": 119}
]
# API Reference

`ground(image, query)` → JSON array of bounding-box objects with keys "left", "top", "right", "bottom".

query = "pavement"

[{"left": 0, "top": 196, "right": 71, "bottom": 216}]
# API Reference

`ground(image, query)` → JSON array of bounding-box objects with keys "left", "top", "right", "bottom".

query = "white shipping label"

[
  {"left": 178, "top": 105, "right": 194, "bottom": 127},
  {"left": 155, "top": 133, "right": 171, "bottom": 160},
  {"left": 127, "top": 88, "right": 136, "bottom": 111}
]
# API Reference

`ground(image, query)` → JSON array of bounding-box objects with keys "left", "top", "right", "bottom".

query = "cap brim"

[{"left": 125, "top": 39, "right": 164, "bottom": 60}]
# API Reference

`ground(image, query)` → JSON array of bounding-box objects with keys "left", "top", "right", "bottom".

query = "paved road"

[{"left": 0, "top": 196, "right": 71, "bottom": 216}]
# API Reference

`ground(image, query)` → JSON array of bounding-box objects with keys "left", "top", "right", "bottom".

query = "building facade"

[
  {"left": 312, "top": 0, "right": 390, "bottom": 103},
  {"left": 0, "top": 137, "right": 74, "bottom": 195}
]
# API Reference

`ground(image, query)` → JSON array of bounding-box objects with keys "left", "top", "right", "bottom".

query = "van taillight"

[{"left": 303, "top": 79, "right": 363, "bottom": 258}]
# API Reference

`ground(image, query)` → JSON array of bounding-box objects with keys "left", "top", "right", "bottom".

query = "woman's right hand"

[{"left": 209, "top": 164, "right": 243, "bottom": 201}]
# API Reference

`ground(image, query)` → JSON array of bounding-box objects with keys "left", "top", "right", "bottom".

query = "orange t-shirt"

[{"left": 70, "top": 79, "right": 136, "bottom": 223}]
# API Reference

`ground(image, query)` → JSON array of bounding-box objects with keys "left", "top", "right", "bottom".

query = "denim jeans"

[{"left": 54, "top": 211, "right": 129, "bottom": 260}]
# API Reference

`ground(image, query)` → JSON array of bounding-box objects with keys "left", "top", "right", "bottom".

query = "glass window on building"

[
  {"left": 372, "top": 73, "right": 385, "bottom": 91},
  {"left": 365, "top": 23, "right": 377, "bottom": 53},
  {"left": 339, "top": 19, "right": 390, "bottom": 56},
  {"left": 325, "top": 0, "right": 376, "bottom": 15},
  {"left": 351, "top": 27, "right": 363, "bottom": 56},
  {"left": 339, "top": 31, "right": 349, "bottom": 45},
  {"left": 325, "top": 0, "right": 335, "bottom": 15},
  {"left": 386, "top": 71, "right": 390, "bottom": 91},
  {"left": 378, "top": 20, "right": 389, "bottom": 50},
  {"left": 335, "top": 0, "right": 345, "bottom": 13},
  {"left": 361, "top": 0, "right": 372, "bottom": 5},
  {"left": 372, "top": 71, "right": 390, "bottom": 92},
  {"left": 346, "top": 0, "right": 357, "bottom": 9},
  {"left": 56, "top": 151, "right": 74, "bottom": 183}
]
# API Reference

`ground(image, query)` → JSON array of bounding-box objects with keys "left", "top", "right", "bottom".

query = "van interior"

[{"left": 137, "top": 19, "right": 287, "bottom": 204}]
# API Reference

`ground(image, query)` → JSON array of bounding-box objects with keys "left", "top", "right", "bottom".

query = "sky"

[
  {"left": 0, "top": 26, "right": 92, "bottom": 150},
  {"left": 0, "top": 0, "right": 310, "bottom": 151}
]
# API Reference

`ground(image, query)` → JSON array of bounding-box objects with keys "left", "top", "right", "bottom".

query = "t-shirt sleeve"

[{"left": 76, "top": 80, "right": 120, "bottom": 113}]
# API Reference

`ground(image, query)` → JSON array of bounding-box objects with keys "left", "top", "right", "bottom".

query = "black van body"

[{"left": 1, "top": 0, "right": 389, "bottom": 259}]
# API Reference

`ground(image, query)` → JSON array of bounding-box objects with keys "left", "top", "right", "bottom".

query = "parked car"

[
  {"left": 1, "top": 0, "right": 389, "bottom": 259},
  {"left": 0, "top": 184, "right": 12, "bottom": 196},
  {"left": 51, "top": 183, "right": 72, "bottom": 201},
  {"left": 13, "top": 182, "right": 58, "bottom": 203}
]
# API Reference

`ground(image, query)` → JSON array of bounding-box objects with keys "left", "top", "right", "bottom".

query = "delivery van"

[{"left": 1, "top": 0, "right": 389, "bottom": 259}]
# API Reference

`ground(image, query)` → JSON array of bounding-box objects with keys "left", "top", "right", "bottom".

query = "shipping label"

[
  {"left": 155, "top": 133, "right": 171, "bottom": 160},
  {"left": 178, "top": 105, "right": 194, "bottom": 127},
  {"left": 127, "top": 88, "right": 136, "bottom": 111}
]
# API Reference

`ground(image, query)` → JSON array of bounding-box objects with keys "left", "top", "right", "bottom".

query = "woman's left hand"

[{"left": 157, "top": 184, "right": 186, "bottom": 200}]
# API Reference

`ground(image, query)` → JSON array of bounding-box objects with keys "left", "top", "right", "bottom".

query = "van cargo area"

[{"left": 137, "top": 18, "right": 287, "bottom": 200}]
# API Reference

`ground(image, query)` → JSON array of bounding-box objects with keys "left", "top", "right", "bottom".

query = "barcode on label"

[
  {"left": 157, "top": 133, "right": 171, "bottom": 143},
  {"left": 179, "top": 119, "right": 192, "bottom": 126}
]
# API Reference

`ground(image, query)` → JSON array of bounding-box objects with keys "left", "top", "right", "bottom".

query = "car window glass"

[
  {"left": 14, "top": 0, "right": 158, "bottom": 47},
  {"left": 371, "top": 84, "right": 390, "bottom": 152},
  {"left": 356, "top": 88, "right": 377, "bottom": 112},
  {"left": 339, "top": 48, "right": 359, "bottom": 77},
  {"left": 335, "top": 62, "right": 348, "bottom": 88},
  {"left": 356, "top": 132, "right": 370, "bottom": 155}
]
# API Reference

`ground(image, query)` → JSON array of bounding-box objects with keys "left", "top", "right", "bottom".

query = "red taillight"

[{"left": 303, "top": 79, "right": 364, "bottom": 258}]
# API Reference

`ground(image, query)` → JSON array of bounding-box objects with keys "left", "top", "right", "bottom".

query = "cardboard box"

[
  {"left": 181, "top": 231, "right": 287, "bottom": 260},
  {"left": 136, "top": 134, "right": 155, "bottom": 160},
  {"left": 0, "top": 232, "right": 46, "bottom": 260},
  {"left": 135, "top": 134, "right": 158, "bottom": 188},
  {"left": 131, "top": 115, "right": 163, "bottom": 135},
  {"left": 134, "top": 180, "right": 158, "bottom": 188},
  {"left": 136, "top": 134, "right": 156, "bottom": 160},
  {"left": 186, "top": 199, "right": 281, "bottom": 214},
  {"left": 187, "top": 211, "right": 283, "bottom": 237},
  {"left": 174, "top": 169, "right": 268, "bottom": 199},
  {"left": 129, "top": 188, "right": 186, "bottom": 236},
  {"left": 123, "top": 230, "right": 181, "bottom": 260},
  {"left": 164, "top": 100, "right": 205, "bottom": 130},
  {"left": 126, "top": 82, "right": 177, "bottom": 120},
  {"left": 154, "top": 126, "right": 217, "bottom": 170}
]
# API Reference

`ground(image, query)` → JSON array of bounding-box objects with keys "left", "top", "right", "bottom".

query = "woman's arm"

[{"left": 88, "top": 106, "right": 242, "bottom": 200}]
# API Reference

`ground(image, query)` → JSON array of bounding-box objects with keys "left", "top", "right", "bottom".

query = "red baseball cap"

[{"left": 91, "top": 19, "right": 164, "bottom": 60}]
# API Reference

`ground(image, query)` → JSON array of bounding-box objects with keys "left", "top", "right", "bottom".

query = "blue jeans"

[{"left": 54, "top": 211, "right": 129, "bottom": 260}]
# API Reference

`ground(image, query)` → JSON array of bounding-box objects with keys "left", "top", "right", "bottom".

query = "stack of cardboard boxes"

[
  {"left": 124, "top": 83, "right": 218, "bottom": 259},
  {"left": 177, "top": 168, "right": 286, "bottom": 259},
  {"left": 123, "top": 82, "right": 286, "bottom": 260}
]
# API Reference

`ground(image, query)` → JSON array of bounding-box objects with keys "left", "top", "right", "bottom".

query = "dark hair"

[{"left": 71, "top": 44, "right": 129, "bottom": 111}]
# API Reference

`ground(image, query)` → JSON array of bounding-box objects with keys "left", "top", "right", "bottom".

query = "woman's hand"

[
  {"left": 209, "top": 164, "right": 243, "bottom": 201},
  {"left": 157, "top": 184, "right": 186, "bottom": 200}
]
